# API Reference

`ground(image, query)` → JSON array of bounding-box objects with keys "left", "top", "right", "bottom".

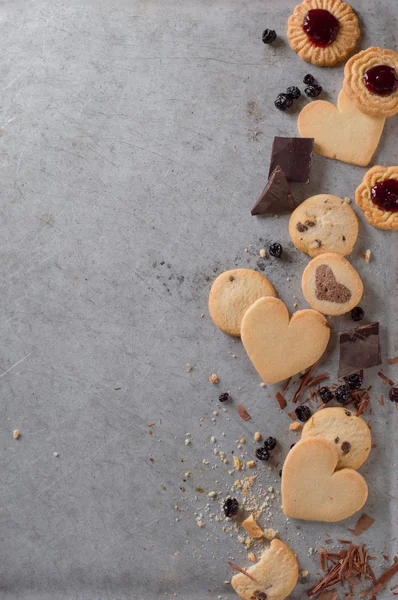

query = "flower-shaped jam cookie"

[
  {"left": 343, "top": 47, "right": 398, "bottom": 117},
  {"left": 287, "top": 0, "right": 359, "bottom": 67},
  {"left": 356, "top": 165, "right": 398, "bottom": 230}
]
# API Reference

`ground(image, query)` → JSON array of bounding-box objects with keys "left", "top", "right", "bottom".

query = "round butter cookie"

[
  {"left": 289, "top": 194, "right": 358, "bottom": 257},
  {"left": 301, "top": 253, "right": 363, "bottom": 316}
]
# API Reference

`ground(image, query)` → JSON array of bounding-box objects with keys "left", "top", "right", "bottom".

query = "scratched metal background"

[{"left": 0, "top": 1, "right": 396, "bottom": 599}]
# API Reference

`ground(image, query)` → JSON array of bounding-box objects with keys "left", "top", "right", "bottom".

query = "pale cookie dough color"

[
  {"left": 282, "top": 438, "right": 368, "bottom": 522},
  {"left": 355, "top": 165, "right": 398, "bottom": 230},
  {"left": 241, "top": 297, "right": 330, "bottom": 384},
  {"left": 343, "top": 47, "right": 398, "bottom": 118},
  {"left": 287, "top": 0, "right": 359, "bottom": 67},
  {"left": 302, "top": 407, "right": 371, "bottom": 469},
  {"left": 208, "top": 269, "right": 275, "bottom": 336},
  {"left": 231, "top": 539, "right": 299, "bottom": 600},
  {"left": 302, "top": 253, "right": 363, "bottom": 316},
  {"left": 297, "top": 90, "right": 385, "bottom": 167},
  {"left": 289, "top": 194, "right": 358, "bottom": 257}
]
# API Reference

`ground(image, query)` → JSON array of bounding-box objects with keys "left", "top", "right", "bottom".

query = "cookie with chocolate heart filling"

[{"left": 301, "top": 253, "right": 363, "bottom": 316}]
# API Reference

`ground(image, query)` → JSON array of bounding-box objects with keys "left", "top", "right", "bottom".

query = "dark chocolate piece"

[
  {"left": 251, "top": 166, "right": 295, "bottom": 215},
  {"left": 268, "top": 136, "right": 314, "bottom": 183},
  {"left": 338, "top": 322, "right": 381, "bottom": 378}
]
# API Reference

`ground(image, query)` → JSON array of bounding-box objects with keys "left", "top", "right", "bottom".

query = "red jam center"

[
  {"left": 371, "top": 179, "right": 398, "bottom": 213},
  {"left": 363, "top": 65, "right": 398, "bottom": 96},
  {"left": 302, "top": 9, "right": 340, "bottom": 47}
]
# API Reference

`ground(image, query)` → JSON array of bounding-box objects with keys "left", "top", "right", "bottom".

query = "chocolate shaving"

[
  {"left": 293, "top": 362, "right": 319, "bottom": 403},
  {"left": 237, "top": 404, "right": 251, "bottom": 421},
  {"left": 379, "top": 395, "right": 384, "bottom": 406},
  {"left": 275, "top": 392, "right": 287, "bottom": 409},
  {"left": 282, "top": 376, "right": 292, "bottom": 393},
  {"left": 319, "top": 591, "right": 337, "bottom": 600},
  {"left": 392, "top": 583, "right": 398, "bottom": 591},
  {"left": 359, "top": 560, "right": 398, "bottom": 597},
  {"left": 387, "top": 357, "right": 398, "bottom": 365},
  {"left": 306, "top": 373, "right": 329, "bottom": 387},
  {"left": 227, "top": 561, "right": 257, "bottom": 582},
  {"left": 377, "top": 371, "right": 395, "bottom": 386}
]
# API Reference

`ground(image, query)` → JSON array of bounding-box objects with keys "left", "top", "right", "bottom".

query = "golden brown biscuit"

[
  {"left": 231, "top": 539, "right": 299, "bottom": 600},
  {"left": 282, "top": 438, "right": 368, "bottom": 522},
  {"left": 208, "top": 269, "right": 275, "bottom": 336},
  {"left": 287, "top": 0, "right": 359, "bottom": 67},
  {"left": 355, "top": 165, "right": 398, "bottom": 230},
  {"left": 343, "top": 47, "right": 398, "bottom": 117}
]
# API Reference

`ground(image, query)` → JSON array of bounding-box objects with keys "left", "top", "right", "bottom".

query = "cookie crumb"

[
  {"left": 363, "top": 249, "right": 372, "bottom": 263},
  {"left": 185, "top": 363, "right": 193, "bottom": 372},
  {"left": 301, "top": 570, "right": 309, "bottom": 577},
  {"left": 344, "top": 197, "right": 352, "bottom": 203},
  {"left": 184, "top": 471, "right": 191, "bottom": 477},
  {"left": 246, "top": 460, "right": 256, "bottom": 469},
  {"left": 200, "top": 313, "right": 204, "bottom": 318},
  {"left": 248, "top": 552, "right": 257, "bottom": 562},
  {"left": 53, "top": 452, "right": 59, "bottom": 457},
  {"left": 185, "top": 439, "right": 191, "bottom": 445},
  {"left": 208, "top": 491, "right": 217, "bottom": 498},
  {"left": 244, "top": 248, "right": 248, "bottom": 253},
  {"left": 253, "top": 432, "right": 262, "bottom": 442},
  {"left": 260, "top": 382, "right": 266, "bottom": 388},
  {"left": 209, "top": 374, "right": 219, "bottom": 384},
  {"left": 13, "top": 429, "right": 21, "bottom": 439},
  {"left": 259, "top": 248, "right": 267, "bottom": 258},
  {"left": 242, "top": 514, "right": 264, "bottom": 538},
  {"left": 263, "top": 527, "right": 277, "bottom": 540},
  {"left": 289, "top": 422, "right": 301, "bottom": 432},
  {"left": 240, "top": 438, "right": 246, "bottom": 444},
  {"left": 196, "top": 519, "right": 205, "bottom": 528},
  {"left": 233, "top": 456, "right": 242, "bottom": 470}
]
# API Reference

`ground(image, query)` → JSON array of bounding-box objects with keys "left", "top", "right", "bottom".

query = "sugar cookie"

[
  {"left": 301, "top": 253, "right": 363, "bottom": 316},
  {"left": 355, "top": 165, "right": 398, "bottom": 230},
  {"left": 241, "top": 297, "right": 330, "bottom": 385},
  {"left": 282, "top": 437, "right": 368, "bottom": 522},
  {"left": 287, "top": 0, "right": 359, "bottom": 67},
  {"left": 208, "top": 269, "right": 275, "bottom": 337},
  {"left": 231, "top": 539, "right": 299, "bottom": 600},
  {"left": 301, "top": 407, "right": 371, "bottom": 470},
  {"left": 289, "top": 194, "right": 358, "bottom": 257},
  {"left": 297, "top": 90, "right": 385, "bottom": 167}
]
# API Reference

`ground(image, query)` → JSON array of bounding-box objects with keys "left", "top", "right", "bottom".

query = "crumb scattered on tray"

[
  {"left": 209, "top": 374, "right": 219, "bottom": 384},
  {"left": 13, "top": 429, "right": 21, "bottom": 439}
]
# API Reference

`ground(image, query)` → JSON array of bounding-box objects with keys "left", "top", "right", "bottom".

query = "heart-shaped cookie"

[
  {"left": 297, "top": 90, "right": 385, "bottom": 167},
  {"left": 231, "top": 539, "right": 299, "bottom": 600},
  {"left": 241, "top": 297, "right": 330, "bottom": 384},
  {"left": 282, "top": 438, "right": 368, "bottom": 522}
]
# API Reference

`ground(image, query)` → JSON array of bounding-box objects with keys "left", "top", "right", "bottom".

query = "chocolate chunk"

[
  {"left": 251, "top": 166, "right": 295, "bottom": 215},
  {"left": 296, "top": 222, "right": 308, "bottom": 232},
  {"left": 268, "top": 137, "right": 314, "bottom": 183},
  {"left": 338, "top": 322, "right": 382, "bottom": 378},
  {"left": 315, "top": 265, "right": 351, "bottom": 303}
]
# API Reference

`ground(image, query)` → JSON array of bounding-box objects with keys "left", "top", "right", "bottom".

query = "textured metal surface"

[{"left": 0, "top": 1, "right": 396, "bottom": 599}]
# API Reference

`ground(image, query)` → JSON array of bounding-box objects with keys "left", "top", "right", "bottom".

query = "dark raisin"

[
  {"left": 389, "top": 387, "right": 398, "bottom": 403},
  {"left": 255, "top": 593, "right": 267, "bottom": 600},
  {"left": 319, "top": 387, "right": 334, "bottom": 403},
  {"left": 351, "top": 306, "right": 364, "bottom": 321},
  {"left": 255, "top": 447, "right": 270, "bottom": 461},
  {"left": 218, "top": 392, "right": 230, "bottom": 402},
  {"left": 286, "top": 86, "right": 301, "bottom": 100},
  {"left": 269, "top": 242, "right": 283, "bottom": 258},
  {"left": 296, "top": 222, "right": 308, "bottom": 232},
  {"left": 295, "top": 405, "right": 312, "bottom": 422},
  {"left": 334, "top": 437, "right": 339, "bottom": 443},
  {"left": 341, "top": 441, "right": 351, "bottom": 453},
  {"left": 315, "top": 239, "right": 322, "bottom": 247},
  {"left": 303, "top": 74, "right": 315, "bottom": 85},
  {"left": 305, "top": 220, "right": 315, "bottom": 227},
  {"left": 342, "top": 235, "right": 346, "bottom": 241},
  {"left": 279, "top": 469, "right": 282, "bottom": 477},
  {"left": 348, "top": 373, "right": 363, "bottom": 390},
  {"left": 229, "top": 275, "right": 235, "bottom": 282},
  {"left": 223, "top": 497, "right": 239, "bottom": 517},
  {"left": 305, "top": 84, "right": 322, "bottom": 98},
  {"left": 274, "top": 93, "right": 293, "bottom": 111},
  {"left": 345, "top": 410, "right": 352, "bottom": 416},
  {"left": 262, "top": 29, "right": 277, "bottom": 44},
  {"left": 335, "top": 385, "right": 351, "bottom": 405},
  {"left": 264, "top": 436, "right": 277, "bottom": 450}
]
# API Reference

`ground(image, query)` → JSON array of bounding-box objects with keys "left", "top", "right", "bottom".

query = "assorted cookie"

[
  {"left": 240, "top": 297, "right": 330, "bottom": 384},
  {"left": 297, "top": 89, "right": 385, "bottom": 166},
  {"left": 281, "top": 437, "right": 368, "bottom": 522},
  {"left": 208, "top": 269, "right": 275, "bottom": 336},
  {"left": 355, "top": 165, "right": 398, "bottom": 230},
  {"left": 343, "top": 47, "right": 398, "bottom": 118},
  {"left": 231, "top": 539, "right": 299, "bottom": 600},
  {"left": 287, "top": 0, "right": 360, "bottom": 67},
  {"left": 301, "top": 253, "right": 363, "bottom": 316},
  {"left": 301, "top": 407, "right": 371, "bottom": 470},
  {"left": 289, "top": 194, "right": 358, "bottom": 257}
]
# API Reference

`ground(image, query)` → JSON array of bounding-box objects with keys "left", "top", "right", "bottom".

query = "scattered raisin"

[{"left": 296, "top": 222, "right": 308, "bottom": 232}]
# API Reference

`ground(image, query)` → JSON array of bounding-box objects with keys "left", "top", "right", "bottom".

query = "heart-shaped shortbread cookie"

[
  {"left": 231, "top": 539, "right": 299, "bottom": 600},
  {"left": 298, "top": 90, "right": 385, "bottom": 167},
  {"left": 282, "top": 438, "right": 368, "bottom": 522},
  {"left": 241, "top": 297, "right": 330, "bottom": 384}
]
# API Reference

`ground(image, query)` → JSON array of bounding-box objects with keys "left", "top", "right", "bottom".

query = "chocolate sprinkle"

[{"left": 237, "top": 404, "right": 251, "bottom": 421}]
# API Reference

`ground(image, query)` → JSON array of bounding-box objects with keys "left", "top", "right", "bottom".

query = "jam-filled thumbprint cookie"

[
  {"left": 356, "top": 165, "right": 398, "bottom": 230},
  {"left": 287, "top": 0, "right": 360, "bottom": 67},
  {"left": 343, "top": 47, "right": 398, "bottom": 117}
]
